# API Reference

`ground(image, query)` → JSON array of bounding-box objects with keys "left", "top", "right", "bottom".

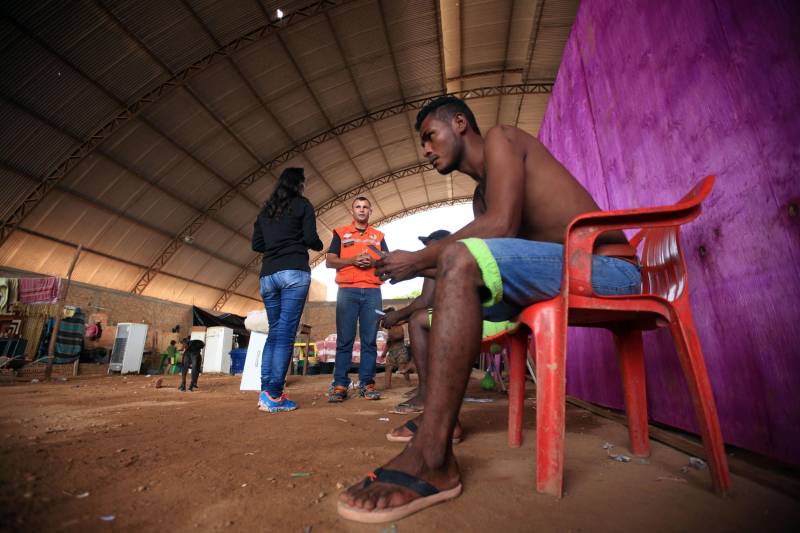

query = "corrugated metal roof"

[
  {"left": 0, "top": 0, "right": 578, "bottom": 311},
  {"left": 190, "top": 0, "right": 268, "bottom": 45}
]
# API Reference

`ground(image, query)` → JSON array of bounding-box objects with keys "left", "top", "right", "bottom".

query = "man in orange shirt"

[{"left": 326, "top": 197, "right": 388, "bottom": 402}]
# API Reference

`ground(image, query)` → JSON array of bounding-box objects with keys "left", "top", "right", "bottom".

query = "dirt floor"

[{"left": 0, "top": 372, "right": 798, "bottom": 533}]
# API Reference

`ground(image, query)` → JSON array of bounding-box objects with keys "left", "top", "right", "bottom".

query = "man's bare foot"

[
  {"left": 387, "top": 415, "right": 463, "bottom": 442},
  {"left": 339, "top": 442, "right": 461, "bottom": 513}
]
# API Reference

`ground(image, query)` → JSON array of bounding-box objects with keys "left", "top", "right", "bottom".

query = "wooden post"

[
  {"left": 300, "top": 323, "right": 312, "bottom": 376},
  {"left": 44, "top": 245, "right": 82, "bottom": 381}
]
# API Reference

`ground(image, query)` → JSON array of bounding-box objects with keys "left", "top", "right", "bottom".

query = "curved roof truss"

[
  {"left": 128, "top": 82, "right": 551, "bottom": 295},
  {"left": 0, "top": 0, "right": 579, "bottom": 314},
  {"left": 0, "top": 0, "right": 346, "bottom": 246},
  {"left": 212, "top": 194, "right": 473, "bottom": 310}
]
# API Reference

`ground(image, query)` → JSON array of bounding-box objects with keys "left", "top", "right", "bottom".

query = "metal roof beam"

[
  {"left": 495, "top": 0, "right": 519, "bottom": 127},
  {"left": 0, "top": 0, "right": 343, "bottom": 245},
  {"left": 213, "top": 161, "right": 436, "bottom": 310},
  {"left": 325, "top": 8, "right": 406, "bottom": 212},
  {"left": 514, "top": 0, "right": 547, "bottom": 127},
  {"left": 13, "top": 226, "right": 261, "bottom": 304},
  {"left": 0, "top": 15, "right": 257, "bottom": 243},
  {"left": 3, "top": 82, "right": 551, "bottom": 264},
  {"left": 273, "top": 29, "right": 384, "bottom": 215},
  {"left": 94, "top": 1, "right": 263, "bottom": 213},
  {"left": 433, "top": 0, "right": 448, "bottom": 92},
  {"left": 0, "top": 94, "right": 253, "bottom": 246},
  {"left": 3, "top": 84, "right": 552, "bottom": 297}
]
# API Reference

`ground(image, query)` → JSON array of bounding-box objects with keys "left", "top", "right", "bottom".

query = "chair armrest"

[{"left": 561, "top": 174, "right": 715, "bottom": 295}]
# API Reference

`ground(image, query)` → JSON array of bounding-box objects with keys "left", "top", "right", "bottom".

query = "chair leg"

[
  {"left": 670, "top": 309, "right": 731, "bottom": 495},
  {"left": 527, "top": 302, "right": 567, "bottom": 498},
  {"left": 613, "top": 327, "right": 650, "bottom": 457},
  {"left": 508, "top": 332, "right": 527, "bottom": 448}
]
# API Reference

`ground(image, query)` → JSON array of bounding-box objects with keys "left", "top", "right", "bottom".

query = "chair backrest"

[
  {"left": 637, "top": 226, "right": 687, "bottom": 301},
  {"left": 632, "top": 176, "right": 714, "bottom": 302}
]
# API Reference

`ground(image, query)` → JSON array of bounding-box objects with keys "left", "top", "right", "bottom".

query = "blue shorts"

[{"left": 459, "top": 238, "right": 642, "bottom": 322}]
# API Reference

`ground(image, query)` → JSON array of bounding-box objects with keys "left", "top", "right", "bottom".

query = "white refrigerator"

[
  {"left": 202, "top": 326, "right": 233, "bottom": 374},
  {"left": 109, "top": 323, "right": 148, "bottom": 374}
]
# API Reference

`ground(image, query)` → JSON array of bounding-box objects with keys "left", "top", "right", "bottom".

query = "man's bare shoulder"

[{"left": 485, "top": 124, "right": 541, "bottom": 152}]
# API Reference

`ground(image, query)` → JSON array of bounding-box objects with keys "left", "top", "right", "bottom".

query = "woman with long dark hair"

[{"left": 252, "top": 167, "right": 323, "bottom": 412}]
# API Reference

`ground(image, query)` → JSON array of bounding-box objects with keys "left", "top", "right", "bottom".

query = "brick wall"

[{"left": 1, "top": 266, "right": 192, "bottom": 357}]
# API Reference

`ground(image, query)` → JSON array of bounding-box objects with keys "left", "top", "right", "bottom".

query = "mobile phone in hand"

[{"left": 367, "top": 244, "right": 386, "bottom": 259}]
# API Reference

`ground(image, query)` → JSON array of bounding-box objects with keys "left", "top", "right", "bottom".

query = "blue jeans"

[
  {"left": 460, "top": 238, "right": 642, "bottom": 322},
  {"left": 259, "top": 270, "right": 311, "bottom": 396},
  {"left": 333, "top": 287, "right": 382, "bottom": 387}
]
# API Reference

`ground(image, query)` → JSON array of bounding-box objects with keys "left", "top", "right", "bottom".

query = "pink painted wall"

[{"left": 538, "top": 0, "right": 800, "bottom": 464}]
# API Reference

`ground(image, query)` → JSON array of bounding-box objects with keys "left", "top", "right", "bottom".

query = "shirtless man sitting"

[{"left": 337, "top": 96, "right": 641, "bottom": 523}]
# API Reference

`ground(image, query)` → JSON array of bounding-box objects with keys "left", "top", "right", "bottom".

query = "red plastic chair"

[{"left": 503, "top": 175, "right": 730, "bottom": 497}]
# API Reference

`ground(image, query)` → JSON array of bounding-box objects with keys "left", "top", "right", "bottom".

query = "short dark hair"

[
  {"left": 415, "top": 96, "right": 480, "bottom": 135},
  {"left": 352, "top": 196, "right": 371, "bottom": 207}
]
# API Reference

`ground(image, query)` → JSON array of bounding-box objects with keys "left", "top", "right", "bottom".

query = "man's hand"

[
  {"left": 353, "top": 252, "right": 373, "bottom": 269},
  {"left": 376, "top": 250, "right": 421, "bottom": 283},
  {"left": 381, "top": 309, "right": 404, "bottom": 329}
]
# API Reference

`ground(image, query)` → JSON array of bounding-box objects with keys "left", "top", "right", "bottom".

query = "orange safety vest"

[{"left": 333, "top": 222, "right": 385, "bottom": 288}]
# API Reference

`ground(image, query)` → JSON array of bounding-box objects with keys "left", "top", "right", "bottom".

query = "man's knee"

[
  {"left": 438, "top": 242, "right": 480, "bottom": 280},
  {"left": 409, "top": 308, "right": 429, "bottom": 329}
]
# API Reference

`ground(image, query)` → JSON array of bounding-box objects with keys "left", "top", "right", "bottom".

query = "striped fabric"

[{"left": 54, "top": 312, "right": 85, "bottom": 359}]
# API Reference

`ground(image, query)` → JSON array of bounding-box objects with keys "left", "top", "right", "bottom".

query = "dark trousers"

[{"left": 180, "top": 353, "right": 201, "bottom": 389}]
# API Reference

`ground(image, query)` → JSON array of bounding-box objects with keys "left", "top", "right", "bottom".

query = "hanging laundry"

[
  {"left": 84, "top": 322, "right": 102, "bottom": 340},
  {"left": 19, "top": 277, "right": 61, "bottom": 304},
  {"left": 0, "top": 278, "right": 19, "bottom": 313},
  {"left": 37, "top": 318, "right": 55, "bottom": 359}
]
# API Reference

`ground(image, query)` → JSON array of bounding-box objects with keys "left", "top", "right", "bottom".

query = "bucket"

[{"left": 229, "top": 348, "right": 248, "bottom": 375}]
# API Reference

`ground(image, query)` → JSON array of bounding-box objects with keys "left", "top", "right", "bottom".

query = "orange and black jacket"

[{"left": 329, "top": 222, "right": 387, "bottom": 288}]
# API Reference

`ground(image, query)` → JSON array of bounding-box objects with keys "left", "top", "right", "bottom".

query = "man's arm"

[
  {"left": 378, "top": 126, "right": 525, "bottom": 280},
  {"left": 325, "top": 232, "right": 371, "bottom": 269},
  {"left": 325, "top": 232, "right": 349, "bottom": 269},
  {"left": 326, "top": 253, "right": 359, "bottom": 269},
  {"left": 382, "top": 278, "right": 435, "bottom": 328}
]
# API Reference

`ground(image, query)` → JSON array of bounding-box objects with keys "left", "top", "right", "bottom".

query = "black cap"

[{"left": 418, "top": 229, "right": 451, "bottom": 245}]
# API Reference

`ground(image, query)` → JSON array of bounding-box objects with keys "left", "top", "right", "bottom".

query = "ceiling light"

[
  {"left": 276, "top": 9, "right": 284, "bottom": 19},
  {"left": 183, "top": 234, "right": 194, "bottom": 244}
]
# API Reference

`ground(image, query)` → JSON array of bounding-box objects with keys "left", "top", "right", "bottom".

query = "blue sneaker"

[{"left": 257, "top": 391, "right": 298, "bottom": 413}]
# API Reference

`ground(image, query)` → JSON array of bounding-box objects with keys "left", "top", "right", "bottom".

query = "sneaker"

[
  {"left": 258, "top": 391, "right": 298, "bottom": 413},
  {"left": 359, "top": 383, "right": 381, "bottom": 400},
  {"left": 178, "top": 385, "right": 186, "bottom": 392},
  {"left": 328, "top": 380, "right": 356, "bottom": 393},
  {"left": 328, "top": 385, "right": 348, "bottom": 403}
]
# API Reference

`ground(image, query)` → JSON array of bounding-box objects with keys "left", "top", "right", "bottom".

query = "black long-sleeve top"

[{"left": 252, "top": 196, "right": 324, "bottom": 277}]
